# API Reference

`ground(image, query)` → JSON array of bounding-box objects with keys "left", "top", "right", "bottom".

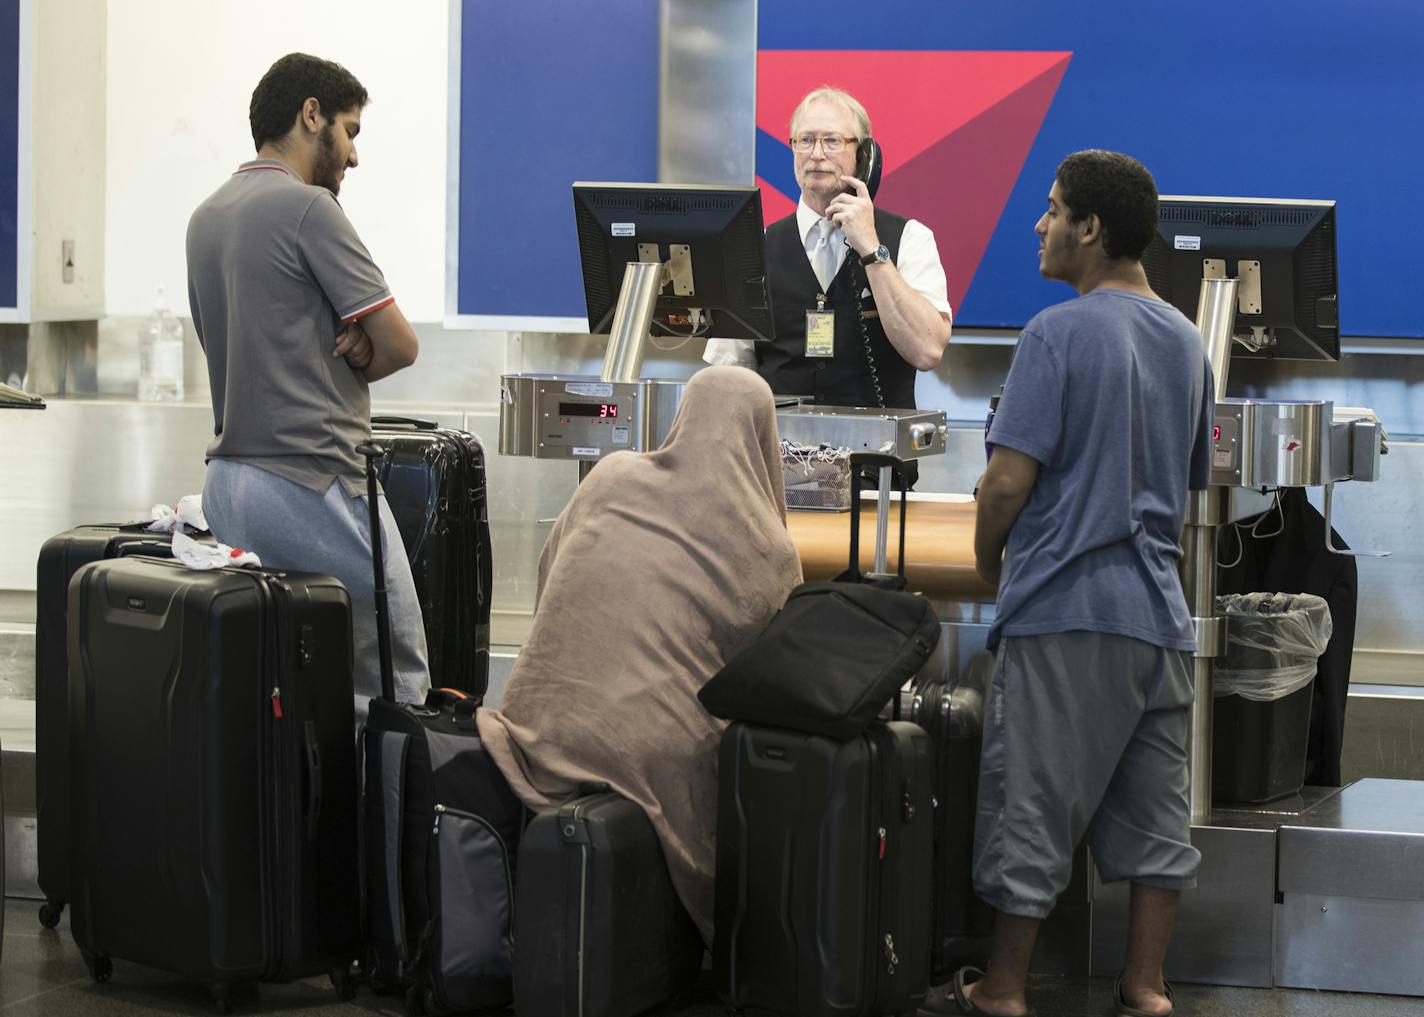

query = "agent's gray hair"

[{"left": 788, "top": 86, "right": 872, "bottom": 141}]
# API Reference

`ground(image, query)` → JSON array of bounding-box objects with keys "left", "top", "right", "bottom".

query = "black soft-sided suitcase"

[
  {"left": 714, "top": 720, "right": 934, "bottom": 1017},
  {"left": 35, "top": 524, "right": 208, "bottom": 928},
  {"left": 907, "top": 652, "right": 993, "bottom": 977},
  {"left": 363, "top": 690, "right": 523, "bottom": 1014},
  {"left": 514, "top": 789, "right": 703, "bottom": 1017},
  {"left": 67, "top": 556, "right": 360, "bottom": 1010},
  {"left": 369, "top": 417, "right": 492, "bottom": 696},
  {"left": 358, "top": 439, "right": 523, "bottom": 1015}
]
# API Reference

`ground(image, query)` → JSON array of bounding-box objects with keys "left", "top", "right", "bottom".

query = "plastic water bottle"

[{"left": 138, "top": 285, "right": 185, "bottom": 401}]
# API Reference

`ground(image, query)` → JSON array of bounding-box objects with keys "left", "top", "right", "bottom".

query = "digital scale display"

[{"left": 559, "top": 402, "right": 619, "bottom": 419}]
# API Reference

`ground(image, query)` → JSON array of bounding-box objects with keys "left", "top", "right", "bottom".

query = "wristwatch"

[{"left": 859, "top": 244, "right": 890, "bottom": 267}]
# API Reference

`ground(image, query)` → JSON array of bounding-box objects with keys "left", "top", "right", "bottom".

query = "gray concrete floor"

[{"left": 1, "top": 898, "right": 1418, "bottom": 1017}]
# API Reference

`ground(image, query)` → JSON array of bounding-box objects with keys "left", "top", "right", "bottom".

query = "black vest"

[{"left": 757, "top": 209, "right": 914, "bottom": 409}]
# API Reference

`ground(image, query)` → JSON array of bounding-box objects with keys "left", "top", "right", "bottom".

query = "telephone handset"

[
  {"left": 843, "top": 136, "right": 886, "bottom": 405},
  {"left": 845, "top": 136, "right": 882, "bottom": 200}
]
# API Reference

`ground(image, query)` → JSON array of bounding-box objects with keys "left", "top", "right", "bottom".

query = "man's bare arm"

[
  {"left": 862, "top": 262, "right": 952, "bottom": 370},
  {"left": 973, "top": 445, "right": 1040, "bottom": 586},
  {"left": 349, "top": 302, "right": 419, "bottom": 382},
  {"left": 827, "top": 176, "right": 951, "bottom": 371}
]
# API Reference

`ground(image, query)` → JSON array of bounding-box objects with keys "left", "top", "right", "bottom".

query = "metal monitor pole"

[
  {"left": 601, "top": 261, "right": 665, "bottom": 384},
  {"left": 575, "top": 260, "right": 668, "bottom": 484},
  {"left": 1183, "top": 276, "right": 1238, "bottom": 822}
]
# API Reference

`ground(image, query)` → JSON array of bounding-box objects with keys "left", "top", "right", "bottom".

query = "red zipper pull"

[
  {"left": 271, "top": 686, "right": 284, "bottom": 718},
  {"left": 878, "top": 826, "right": 887, "bottom": 860}
]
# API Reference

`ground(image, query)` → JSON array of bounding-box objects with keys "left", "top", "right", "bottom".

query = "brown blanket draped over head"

[{"left": 477, "top": 366, "right": 804, "bottom": 944}]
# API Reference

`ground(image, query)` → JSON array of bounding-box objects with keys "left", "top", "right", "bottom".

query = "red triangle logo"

[{"left": 757, "top": 51, "right": 1071, "bottom": 311}]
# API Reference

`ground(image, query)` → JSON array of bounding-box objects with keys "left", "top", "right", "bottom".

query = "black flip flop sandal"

[
  {"left": 946, "top": 966, "right": 1037, "bottom": 1016},
  {"left": 1113, "top": 975, "right": 1175, "bottom": 1017}
]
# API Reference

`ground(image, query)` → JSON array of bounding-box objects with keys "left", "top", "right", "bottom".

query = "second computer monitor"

[
  {"left": 1143, "top": 196, "right": 1339, "bottom": 361},
  {"left": 572, "top": 182, "right": 774, "bottom": 344}
]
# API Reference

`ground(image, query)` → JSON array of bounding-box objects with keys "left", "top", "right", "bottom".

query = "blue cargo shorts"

[{"left": 972, "top": 630, "right": 1201, "bottom": 919}]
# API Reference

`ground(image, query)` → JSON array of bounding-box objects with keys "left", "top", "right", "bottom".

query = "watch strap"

[{"left": 859, "top": 244, "right": 889, "bottom": 266}]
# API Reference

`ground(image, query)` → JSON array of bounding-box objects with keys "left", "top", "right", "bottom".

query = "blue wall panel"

[
  {"left": 454, "top": 1, "right": 1417, "bottom": 337},
  {"left": 757, "top": 0, "right": 1419, "bottom": 337},
  {"left": 455, "top": 0, "right": 659, "bottom": 321},
  {"left": 1, "top": 0, "right": 20, "bottom": 311}
]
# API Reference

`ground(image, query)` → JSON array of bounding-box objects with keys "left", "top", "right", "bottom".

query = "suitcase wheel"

[
  {"left": 330, "top": 965, "right": 358, "bottom": 1002},
  {"left": 37, "top": 899, "right": 64, "bottom": 929},
  {"left": 82, "top": 952, "right": 112, "bottom": 983},
  {"left": 209, "top": 982, "right": 232, "bottom": 1014}
]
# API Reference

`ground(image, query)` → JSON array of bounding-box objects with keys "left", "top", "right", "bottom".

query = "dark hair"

[
  {"left": 1055, "top": 150, "right": 1158, "bottom": 261},
  {"left": 249, "top": 53, "right": 368, "bottom": 151}
]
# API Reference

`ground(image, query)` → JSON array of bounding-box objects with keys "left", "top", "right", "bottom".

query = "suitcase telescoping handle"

[
  {"left": 355, "top": 441, "right": 397, "bottom": 703},
  {"left": 845, "top": 451, "right": 909, "bottom": 583}
]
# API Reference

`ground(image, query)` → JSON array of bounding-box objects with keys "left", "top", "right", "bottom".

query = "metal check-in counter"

[{"left": 496, "top": 255, "right": 982, "bottom": 671}]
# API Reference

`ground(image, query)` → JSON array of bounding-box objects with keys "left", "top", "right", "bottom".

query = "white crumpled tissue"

[
  {"left": 147, "top": 494, "right": 210, "bottom": 534},
  {"left": 172, "top": 530, "right": 261, "bottom": 571}
]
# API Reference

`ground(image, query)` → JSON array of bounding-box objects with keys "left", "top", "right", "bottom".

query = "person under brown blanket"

[{"left": 476, "top": 366, "right": 804, "bottom": 945}]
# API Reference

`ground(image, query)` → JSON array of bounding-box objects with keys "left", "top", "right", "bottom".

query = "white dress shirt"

[{"left": 703, "top": 197, "right": 953, "bottom": 367}]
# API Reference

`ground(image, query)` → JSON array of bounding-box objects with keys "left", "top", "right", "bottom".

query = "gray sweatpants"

[
  {"left": 972, "top": 631, "right": 1200, "bottom": 919},
  {"left": 203, "top": 459, "right": 431, "bottom": 724}
]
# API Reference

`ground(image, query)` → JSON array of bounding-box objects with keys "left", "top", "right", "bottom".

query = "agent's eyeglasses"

[{"left": 791, "top": 133, "right": 855, "bottom": 154}]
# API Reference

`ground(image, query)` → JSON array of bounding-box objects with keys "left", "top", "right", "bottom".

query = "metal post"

[
  {"left": 874, "top": 466, "right": 892, "bottom": 574},
  {"left": 1183, "top": 275, "right": 1238, "bottom": 823},
  {"left": 1196, "top": 277, "right": 1239, "bottom": 401},
  {"left": 601, "top": 261, "right": 665, "bottom": 384},
  {"left": 1182, "top": 488, "right": 1227, "bottom": 822}
]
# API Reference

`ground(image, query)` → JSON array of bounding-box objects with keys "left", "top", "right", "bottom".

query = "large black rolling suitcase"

[
  {"left": 35, "top": 523, "right": 205, "bottom": 929},
  {"left": 906, "top": 652, "right": 994, "bottom": 977},
  {"left": 369, "top": 417, "right": 492, "bottom": 697},
  {"left": 66, "top": 555, "right": 360, "bottom": 1010},
  {"left": 514, "top": 787, "right": 704, "bottom": 1017},
  {"left": 713, "top": 720, "right": 934, "bottom": 1017},
  {"left": 358, "top": 441, "right": 524, "bottom": 1016}
]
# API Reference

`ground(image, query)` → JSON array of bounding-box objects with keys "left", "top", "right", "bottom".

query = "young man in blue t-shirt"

[{"left": 931, "top": 151, "right": 1215, "bottom": 1017}]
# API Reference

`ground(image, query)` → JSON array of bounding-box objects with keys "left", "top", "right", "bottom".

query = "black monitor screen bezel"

[
  {"left": 572, "top": 182, "right": 774, "bottom": 344},
  {"left": 1143, "top": 196, "right": 1339, "bottom": 362}
]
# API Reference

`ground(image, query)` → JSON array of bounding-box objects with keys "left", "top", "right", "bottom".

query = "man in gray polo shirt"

[
  {"left": 925, "top": 152, "right": 1214, "bottom": 1017},
  {"left": 186, "top": 53, "right": 430, "bottom": 720}
]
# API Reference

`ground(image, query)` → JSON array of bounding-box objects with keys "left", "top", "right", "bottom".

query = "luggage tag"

[{"left": 805, "top": 294, "right": 835, "bottom": 358}]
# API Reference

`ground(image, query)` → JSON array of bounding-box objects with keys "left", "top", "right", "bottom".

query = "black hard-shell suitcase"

[
  {"left": 369, "top": 417, "right": 492, "bottom": 696},
  {"left": 713, "top": 720, "right": 934, "bottom": 1017},
  {"left": 35, "top": 524, "right": 211, "bottom": 928},
  {"left": 67, "top": 556, "right": 360, "bottom": 1009},
  {"left": 514, "top": 789, "right": 703, "bottom": 1017},
  {"left": 906, "top": 652, "right": 993, "bottom": 976},
  {"left": 358, "top": 440, "right": 523, "bottom": 1015}
]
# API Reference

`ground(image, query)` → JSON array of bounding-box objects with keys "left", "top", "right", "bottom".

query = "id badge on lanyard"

[{"left": 805, "top": 294, "right": 835, "bottom": 358}]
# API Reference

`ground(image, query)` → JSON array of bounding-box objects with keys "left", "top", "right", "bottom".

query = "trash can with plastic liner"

[{"left": 1212, "top": 592, "right": 1334, "bottom": 803}]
